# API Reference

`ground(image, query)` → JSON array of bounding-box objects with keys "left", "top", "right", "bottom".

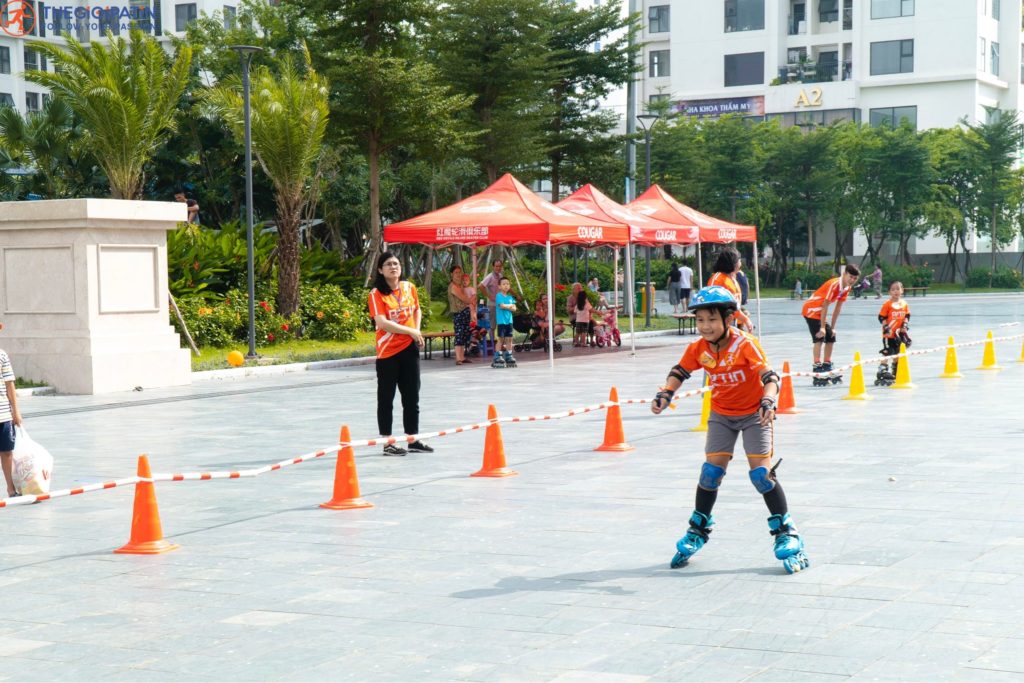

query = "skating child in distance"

[
  {"left": 875, "top": 281, "right": 911, "bottom": 386},
  {"left": 493, "top": 277, "right": 518, "bottom": 368},
  {"left": 802, "top": 264, "right": 860, "bottom": 386},
  {"left": 650, "top": 286, "right": 809, "bottom": 574}
]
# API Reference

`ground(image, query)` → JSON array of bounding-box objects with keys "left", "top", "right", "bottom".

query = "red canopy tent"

[
  {"left": 558, "top": 184, "right": 700, "bottom": 353},
  {"left": 385, "top": 174, "right": 629, "bottom": 365},
  {"left": 628, "top": 184, "right": 763, "bottom": 332}
]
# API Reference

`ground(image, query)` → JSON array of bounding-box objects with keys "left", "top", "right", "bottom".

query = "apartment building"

[
  {"left": 636, "top": 0, "right": 1023, "bottom": 260},
  {"left": 0, "top": 0, "right": 235, "bottom": 115}
]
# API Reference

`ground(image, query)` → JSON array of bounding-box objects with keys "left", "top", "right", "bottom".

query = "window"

[
  {"left": 99, "top": 7, "right": 120, "bottom": 35},
  {"left": 724, "top": 52, "right": 765, "bottom": 86},
  {"left": 993, "top": 0, "right": 1000, "bottom": 19},
  {"left": 51, "top": 6, "right": 72, "bottom": 34},
  {"left": 0, "top": 93, "right": 14, "bottom": 108},
  {"left": 175, "top": 3, "right": 197, "bottom": 31},
  {"left": 1020, "top": 43, "right": 1024, "bottom": 82},
  {"left": 648, "top": 4, "right": 669, "bottom": 33},
  {"left": 787, "top": 47, "right": 808, "bottom": 63},
  {"left": 24, "top": 48, "right": 37, "bottom": 71},
  {"left": 131, "top": 0, "right": 154, "bottom": 33},
  {"left": 649, "top": 94, "right": 670, "bottom": 105},
  {"left": 991, "top": 42, "right": 1000, "bottom": 75},
  {"left": 26, "top": 92, "right": 39, "bottom": 113},
  {"left": 819, "top": 0, "right": 839, "bottom": 22},
  {"left": 979, "top": 37, "right": 986, "bottom": 70},
  {"left": 223, "top": 5, "right": 236, "bottom": 29},
  {"left": 724, "top": 0, "right": 764, "bottom": 32},
  {"left": 649, "top": 49, "right": 670, "bottom": 78},
  {"left": 843, "top": 0, "right": 853, "bottom": 29},
  {"left": 870, "top": 39, "right": 914, "bottom": 75},
  {"left": 0, "top": 47, "right": 9, "bottom": 75},
  {"left": 869, "top": 106, "right": 917, "bottom": 129},
  {"left": 871, "top": 0, "right": 914, "bottom": 18}
]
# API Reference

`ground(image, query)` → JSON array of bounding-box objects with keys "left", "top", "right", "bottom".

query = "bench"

[
  {"left": 790, "top": 290, "right": 806, "bottom": 300},
  {"left": 905, "top": 286, "right": 928, "bottom": 297},
  {"left": 422, "top": 331, "right": 454, "bottom": 360},
  {"left": 671, "top": 313, "right": 696, "bottom": 335}
]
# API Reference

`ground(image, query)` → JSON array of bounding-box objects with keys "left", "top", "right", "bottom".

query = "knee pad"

[
  {"left": 749, "top": 466, "right": 776, "bottom": 494},
  {"left": 698, "top": 462, "right": 726, "bottom": 490}
]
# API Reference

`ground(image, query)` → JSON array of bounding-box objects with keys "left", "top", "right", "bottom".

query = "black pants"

[{"left": 376, "top": 343, "right": 420, "bottom": 436}]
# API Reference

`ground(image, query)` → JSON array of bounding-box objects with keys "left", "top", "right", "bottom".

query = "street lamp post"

[
  {"left": 637, "top": 113, "right": 660, "bottom": 328},
  {"left": 230, "top": 45, "right": 263, "bottom": 359}
]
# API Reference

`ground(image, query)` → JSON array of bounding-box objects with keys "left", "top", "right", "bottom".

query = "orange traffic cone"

[
  {"left": 472, "top": 405, "right": 518, "bottom": 478},
  {"left": 595, "top": 387, "right": 634, "bottom": 452},
  {"left": 777, "top": 361, "right": 799, "bottom": 414},
  {"left": 321, "top": 425, "right": 373, "bottom": 510},
  {"left": 114, "top": 455, "right": 179, "bottom": 555}
]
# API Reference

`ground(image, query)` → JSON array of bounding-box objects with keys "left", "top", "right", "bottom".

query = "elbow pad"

[
  {"left": 761, "top": 370, "right": 780, "bottom": 390},
  {"left": 668, "top": 364, "right": 690, "bottom": 383},
  {"left": 877, "top": 315, "right": 886, "bottom": 324}
]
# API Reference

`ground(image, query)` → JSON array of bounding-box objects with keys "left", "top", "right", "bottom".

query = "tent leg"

[
  {"left": 626, "top": 244, "right": 636, "bottom": 357},
  {"left": 754, "top": 239, "right": 762, "bottom": 335},
  {"left": 697, "top": 243, "right": 704, "bottom": 287},
  {"left": 545, "top": 241, "right": 555, "bottom": 369},
  {"left": 613, "top": 248, "right": 619, "bottom": 307}
]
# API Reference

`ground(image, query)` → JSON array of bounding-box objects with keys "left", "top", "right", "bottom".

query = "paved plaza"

[{"left": 1, "top": 293, "right": 1023, "bottom": 681}]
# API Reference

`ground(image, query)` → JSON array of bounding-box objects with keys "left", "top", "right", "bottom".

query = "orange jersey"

[
  {"left": 879, "top": 299, "right": 909, "bottom": 338},
  {"left": 679, "top": 329, "right": 769, "bottom": 416},
  {"left": 802, "top": 277, "right": 849, "bottom": 320},
  {"left": 368, "top": 281, "right": 420, "bottom": 359},
  {"left": 706, "top": 272, "right": 753, "bottom": 329}
]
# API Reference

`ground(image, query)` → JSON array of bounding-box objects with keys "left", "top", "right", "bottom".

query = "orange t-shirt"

[
  {"left": 706, "top": 272, "right": 753, "bottom": 329},
  {"left": 679, "top": 329, "right": 769, "bottom": 416},
  {"left": 368, "top": 281, "right": 420, "bottom": 359},
  {"left": 879, "top": 299, "right": 909, "bottom": 338},
  {"left": 802, "top": 277, "right": 848, "bottom": 320}
]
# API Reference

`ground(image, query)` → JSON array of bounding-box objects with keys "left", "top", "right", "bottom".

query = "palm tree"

[
  {"left": 24, "top": 30, "right": 192, "bottom": 200},
  {"left": 204, "top": 48, "right": 329, "bottom": 318}
]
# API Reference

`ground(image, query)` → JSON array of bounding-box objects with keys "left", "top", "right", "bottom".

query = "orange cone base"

[
  {"left": 471, "top": 467, "right": 518, "bottom": 478},
  {"left": 114, "top": 539, "right": 179, "bottom": 555},
  {"left": 595, "top": 442, "right": 634, "bottom": 452},
  {"left": 777, "top": 407, "right": 800, "bottom": 414},
  {"left": 320, "top": 498, "right": 373, "bottom": 510}
]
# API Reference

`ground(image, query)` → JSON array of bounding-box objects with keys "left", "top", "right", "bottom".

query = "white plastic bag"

[{"left": 11, "top": 426, "right": 54, "bottom": 496}]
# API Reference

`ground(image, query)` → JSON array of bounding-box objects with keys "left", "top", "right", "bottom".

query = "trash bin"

[{"left": 636, "top": 284, "right": 655, "bottom": 316}]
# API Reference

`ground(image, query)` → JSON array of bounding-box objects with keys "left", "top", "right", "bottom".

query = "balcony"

[{"left": 774, "top": 60, "right": 852, "bottom": 85}]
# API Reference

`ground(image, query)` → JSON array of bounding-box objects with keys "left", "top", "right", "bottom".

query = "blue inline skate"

[
  {"left": 503, "top": 350, "right": 517, "bottom": 368},
  {"left": 768, "top": 513, "right": 810, "bottom": 574},
  {"left": 670, "top": 510, "right": 713, "bottom": 569}
]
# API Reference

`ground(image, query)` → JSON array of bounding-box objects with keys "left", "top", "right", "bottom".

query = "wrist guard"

[
  {"left": 759, "top": 396, "right": 776, "bottom": 420},
  {"left": 654, "top": 388, "right": 674, "bottom": 409}
]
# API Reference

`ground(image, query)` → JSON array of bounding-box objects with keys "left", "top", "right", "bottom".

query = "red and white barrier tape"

[{"left": 2, "top": 331, "right": 1020, "bottom": 509}]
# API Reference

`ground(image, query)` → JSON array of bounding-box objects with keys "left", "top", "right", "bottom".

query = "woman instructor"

[{"left": 368, "top": 252, "right": 433, "bottom": 456}]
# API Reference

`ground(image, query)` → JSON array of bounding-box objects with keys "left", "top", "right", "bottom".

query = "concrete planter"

[{"left": 0, "top": 198, "right": 192, "bottom": 394}]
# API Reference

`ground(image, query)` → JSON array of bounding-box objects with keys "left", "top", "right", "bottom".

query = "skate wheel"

[
  {"left": 783, "top": 553, "right": 810, "bottom": 574},
  {"left": 670, "top": 552, "right": 689, "bottom": 569}
]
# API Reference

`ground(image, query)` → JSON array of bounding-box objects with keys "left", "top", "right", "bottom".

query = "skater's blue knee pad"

[
  {"left": 749, "top": 466, "right": 775, "bottom": 494},
  {"left": 698, "top": 462, "right": 726, "bottom": 490}
]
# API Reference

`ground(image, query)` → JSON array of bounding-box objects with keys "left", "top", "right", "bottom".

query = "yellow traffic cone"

[
  {"left": 842, "top": 352, "right": 872, "bottom": 400},
  {"left": 1017, "top": 338, "right": 1024, "bottom": 364},
  {"left": 690, "top": 376, "right": 711, "bottom": 432},
  {"left": 939, "top": 336, "right": 963, "bottom": 378},
  {"left": 977, "top": 330, "right": 1001, "bottom": 370},
  {"left": 892, "top": 343, "right": 914, "bottom": 389}
]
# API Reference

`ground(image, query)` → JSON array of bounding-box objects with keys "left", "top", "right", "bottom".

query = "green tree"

[
  {"left": 699, "top": 115, "right": 763, "bottom": 221},
  {"left": 430, "top": 0, "right": 554, "bottom": 184},
  {"left": 294, "top": 0, "right": 472, "bottom": 272},
  {"left": 966, "top": 110, "right": 1023, "bottom": 283},
  {"left": 923, "top": 126, "right": 982, "bottom": 281},
  {"left": 25, "top": 30, "right": 192, "bottom": 199},
  {"left": 773, "top": 124, "right": 837, "bottom": 266},
  {"left": 543, "top": 0, "right": 639, "bottom": 200},
  {"left": 205, "top": 49, "right": 330, "bottom": 317}
]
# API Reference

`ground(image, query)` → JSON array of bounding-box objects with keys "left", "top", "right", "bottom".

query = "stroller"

[
  {"left": 592, "top": 308, "right": 622, "bottom": 348},
  {"left": 852, "top": 278, "right": 872, "bottom": 299},
  {"left": 512, "top": 313, "right": 562, "bottom": 353},
  {"left": 466, "top": 303, "right": 491, "bottom": 357}
]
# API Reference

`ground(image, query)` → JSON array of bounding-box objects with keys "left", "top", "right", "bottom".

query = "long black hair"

[
  {"left": 712, "top": 247, "right": 740, "bottom": 274},
  {"left": 373, "top": 251, "right": 402, "bottom": 295},
  {"left": 576, "top": 290, "right": 588, "bottom": 311},
  {"left": 670, "top": 262, "right": 680, "bottom": 278}
]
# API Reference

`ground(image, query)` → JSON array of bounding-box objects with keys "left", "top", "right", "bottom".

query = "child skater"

[
  {"left": 650, "top": 286, "right": 810, "bottom": 574},
  {"left": 492, "top": 277, "right": 518, "bottom": 368},
  {"left": 874, "top": 281, "right": 911, "bottom": 386},
  {"left": 573, "top": 289, "right": 594, "bottom": 348}
]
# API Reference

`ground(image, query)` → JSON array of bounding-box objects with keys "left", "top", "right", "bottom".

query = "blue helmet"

[{"left": 689, "top": 286, "right": 738, "bottom": 315}]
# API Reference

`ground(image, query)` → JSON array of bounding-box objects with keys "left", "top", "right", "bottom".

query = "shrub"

[
  {"left": 781, "top": 265, "right": 834, "bottom": 290},
  {"left": 298, "top": 284, "right": 368, "bottom": 342},
  {"left": 173, "top": 296, "right": 239, "bottom": 348},
  {"left": 966, "top": 267, "right": 1023, "bottom": 289}
]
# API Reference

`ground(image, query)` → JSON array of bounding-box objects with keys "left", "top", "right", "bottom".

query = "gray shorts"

[{"left": 706, "top": 410, "right": 772, "bottom": 458}]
